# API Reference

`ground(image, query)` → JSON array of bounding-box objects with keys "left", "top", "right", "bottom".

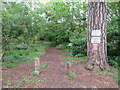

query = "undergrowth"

[
  {"left": 2, "top": 42, "right": 53, "bottom": 67},
  {"left": 64, "top": 56, "right": 87, "bottom": 61},
  {"left": 94, "top": 68, "right": 119, "bottom": 85},
  {"left": 56, "top": 43, "right": 70, "bottom": 51}
]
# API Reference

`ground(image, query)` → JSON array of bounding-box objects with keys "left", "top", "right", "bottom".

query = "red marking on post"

[{"left": 92, "top": 44, "right": 98, "bottom": 50}]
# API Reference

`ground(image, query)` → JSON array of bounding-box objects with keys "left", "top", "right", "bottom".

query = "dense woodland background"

[{"left": 1, "top": 1, "right": 120, "bottom": 70}]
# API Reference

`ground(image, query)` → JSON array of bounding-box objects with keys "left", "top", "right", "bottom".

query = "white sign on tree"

[
  {"left": 91, "top": 37, "right": 101, "bottom": 43},
  {"left": 91, "top": 30, "right": 101, "bottom": 36}
]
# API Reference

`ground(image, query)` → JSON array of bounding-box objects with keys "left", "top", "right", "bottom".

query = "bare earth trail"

[{"left": 2, "top": 46, "right": 118, "bottom": 88}]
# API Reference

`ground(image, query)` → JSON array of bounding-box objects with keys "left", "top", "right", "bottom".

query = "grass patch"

[
  {"left": 40, "top": 63, "right": 49, "bottom": 69},
  {"left": 2, "top": 42, "right": 52, "bottom": 67},
  {"left": 64, "top": 56, "right": 87, "bottom": 61},
  {"left": 31, "top": 71, "right": 39, "bottom": 76},
  {"left": 7, "top": 80, "right": 12, "bottom": 82},
  {"left": 67, "top": 72, "right": 77, "bottom": 78},
  {"left": 95, "top": 68, "right": 119, "bottom": 84},
  {"left": 29, "top": 80, "right": 44, "bottom": 83},
  {"left": 29, "top": 80, "right": 37, "bottom": 83}
]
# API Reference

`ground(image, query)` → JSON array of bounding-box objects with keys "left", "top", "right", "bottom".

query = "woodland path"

[{"left": 2, "top": 46, "right": 118, "bottom": 88}]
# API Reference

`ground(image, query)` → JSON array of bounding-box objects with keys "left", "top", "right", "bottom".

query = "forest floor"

[{"left": 2, "top": 46, "right": 118, "bottom": 88}]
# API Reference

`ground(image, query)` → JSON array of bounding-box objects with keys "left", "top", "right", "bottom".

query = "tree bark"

[{"left": 86, "top": 1, "right": 109, "bottom": 70}]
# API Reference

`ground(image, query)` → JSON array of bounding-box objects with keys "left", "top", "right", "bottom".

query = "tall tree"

[{"left": 86, "top": 1, "right": 109, "bottom": 70}]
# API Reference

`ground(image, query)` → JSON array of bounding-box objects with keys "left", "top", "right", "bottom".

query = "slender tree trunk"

[{"left": 86, "top": 1, "right": 109, "bottom": 70}]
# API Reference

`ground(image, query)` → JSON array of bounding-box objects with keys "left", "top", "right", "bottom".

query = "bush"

[
  {"left": 108, "top": 56, "right": 120, "bottom": 69},
  {"left": 69, "top": 29, "right": 87, "bottom": 57},
  {"left": 56, "top": 43, "right": 70, "bottom": 51},
  {"left": 70, "top": 45, "right": 86, "bottom": 57}
]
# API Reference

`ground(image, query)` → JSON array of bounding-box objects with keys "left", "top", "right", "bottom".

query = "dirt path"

[{"left": 2, "top": 46, "right": 118, "bottom": 88}]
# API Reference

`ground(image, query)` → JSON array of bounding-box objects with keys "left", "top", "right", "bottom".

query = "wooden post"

[
  {"left": 67, "top": 61, "right": 72, "bottom": 73},
  {"left": 34, "top": 57, "right": 40, "bottom": 74}
]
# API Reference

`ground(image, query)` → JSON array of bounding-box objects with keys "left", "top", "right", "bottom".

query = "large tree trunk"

[{"left": 86, "top": 1, "right": 109, "bottom": 70}]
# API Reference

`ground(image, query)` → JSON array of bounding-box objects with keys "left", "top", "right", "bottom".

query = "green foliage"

[
  {"left": 69, "top": 26, "right": 87, "bottom": 57},
  {"left": 56, "top": 43, "right": 69, "bottom": 51},
  {"left": 31, "top": 72, "right": 39, "bottom": 76},
  {"left": 70, "top": 45, "right": 86, "bottom": 57},
  {"left": 108, "top": 56, "right": 120, "bottom": 69},
  {"left": 107, "top": 2, "right": 120, "bottom": 69},
  {"left": 2, "top": 43, "right": 49, "bottom": 67},
  {"left": 64, "top": 56, "right": 87, "bottom": 61},
  {"left": 42, "top": 41, "right": 57, "bottom": 46},
  {"left": 29, "top": 80, "right": 37, "bottom": 83},
  {"left": 67, "top": 72, "right": 77, "bottom": 78}
]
